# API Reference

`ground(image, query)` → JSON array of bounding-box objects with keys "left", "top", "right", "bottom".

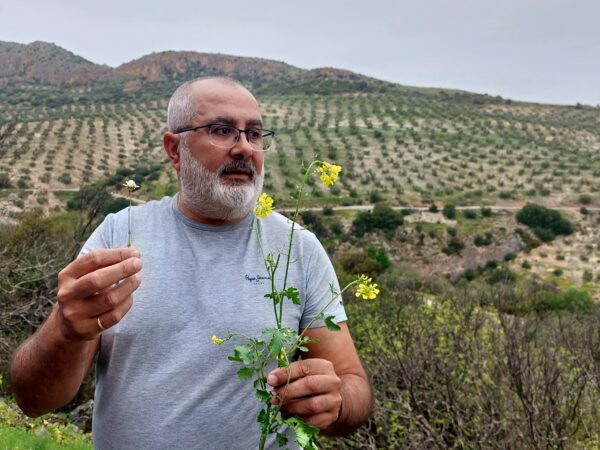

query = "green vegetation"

[
  {"left": 516, "top": 203, "right": 573, "bottom": 242},
  {"left": 351, "top": 204, "right": 403, "bottom": 237}
]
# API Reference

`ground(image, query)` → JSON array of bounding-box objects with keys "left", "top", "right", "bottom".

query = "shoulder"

[{"left": 108, "top": 195, "right": 175, "bottom": 223}]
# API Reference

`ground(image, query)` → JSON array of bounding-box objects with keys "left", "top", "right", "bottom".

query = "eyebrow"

[{"left": 211, "top": 115, "right": 264, "bottom": 128}]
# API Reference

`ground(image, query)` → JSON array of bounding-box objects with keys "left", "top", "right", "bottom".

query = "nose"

[{"left": 229, "top": 131, "right": 254, "bottom": 159}]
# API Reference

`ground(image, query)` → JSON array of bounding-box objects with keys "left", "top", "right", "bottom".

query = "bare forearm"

[
  {"left": 10, "top": 308, "right": 97, "bottom": 417},
  {"left": 323, "top": 373, "right": 373, "bottom": 437}
]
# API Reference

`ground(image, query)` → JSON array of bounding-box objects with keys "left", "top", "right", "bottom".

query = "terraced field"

[{"left": 1, "top": 87, "right": 600, "bottom": 216}]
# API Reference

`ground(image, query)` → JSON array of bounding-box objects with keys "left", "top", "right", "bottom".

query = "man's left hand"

[{"left": 267, "top": 358, "right": 342, "bottom": 429}]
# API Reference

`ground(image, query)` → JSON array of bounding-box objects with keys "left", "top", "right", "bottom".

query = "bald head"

[{"left": 167, "top": 77, "right": 255, "bottom": 133}]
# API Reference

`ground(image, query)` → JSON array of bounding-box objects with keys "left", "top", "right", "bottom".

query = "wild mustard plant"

[
  {"left": 122, "top": 179, "right": 139, "bottom": 247},
  {"left": 213, "top": 160, "right": 379, "bottom": 450}
]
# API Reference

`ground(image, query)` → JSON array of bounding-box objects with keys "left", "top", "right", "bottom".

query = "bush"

[
  {"left": 322, "top": 206, "right": 334, "bottom": 216},
  {"left": 463, "top": 209, "right": 477, "bottom": 219},
  {"left": 535, "top": 289, "right": 594, "bottom": 313},
  {"left": 428, "top": 204, "right": 438, "bottom": 213},
  {"left": 583, "top": 270, "right": 593, "bottom": 283},
  {"left": 443, "top": 237, "right": 464, "bottom": 255},
  {"left": 579, "top": 194, "right": 592, "bottom": 205},
  {"left": 352, "top": 203, "right": 403, "bottom": 237},
  {"left": 516, "top": 204, "right": 573, "bottom": 242},
  {"left": 442, "top": 203, "right": 457, "bottom": 220},
  {"left": 487, "top": 268, "right": 516, "bottom": 284},
  {"left": 365, "top": 245, "right": 391, "bottom": 272},
  {"left": 300, "top": 211, "right": 327, "bottom": 237},
  {"left": 481, "top": 206, "right": 493, "bottom": 217},
  {"left": 0, "top": 173, "right": 11, "bottom": 189},
  {"left": 474, "top": 232, "right": 493, "bottom": 247},
  {"left": 503, "top": 252, "right": 517, "bottom": 261},
  {"left": 522, "top": 260, "right": 532, "bottom": 269}
]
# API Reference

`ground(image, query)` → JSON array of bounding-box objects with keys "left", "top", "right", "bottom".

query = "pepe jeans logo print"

[{"left": 245, "top": 274, "right": 271, "bottom": 285}]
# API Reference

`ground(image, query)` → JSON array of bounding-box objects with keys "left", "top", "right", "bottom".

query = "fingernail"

[
  {"left": 267, "top": 374, "right": 278, "bottom": 386},
  {"left": 133, "top": 258, "right": 143, "bottom": 271}
]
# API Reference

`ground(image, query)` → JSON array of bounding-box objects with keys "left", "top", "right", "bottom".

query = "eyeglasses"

[{"left": 174, "top": 124, "right": 275, "bottom": 151}]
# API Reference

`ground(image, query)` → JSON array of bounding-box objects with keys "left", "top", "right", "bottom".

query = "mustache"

[{"left": 219, "top": 160, "right": 257, "bottom": 177}]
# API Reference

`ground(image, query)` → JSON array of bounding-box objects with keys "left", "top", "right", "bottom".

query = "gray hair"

[{"left": 167, "top": 76, "right": 246, "bottom": 133}]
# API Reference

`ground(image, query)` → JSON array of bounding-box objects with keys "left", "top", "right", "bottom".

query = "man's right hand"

[{"left": 56, "top": 248, "right": 143, "bottom": 341}]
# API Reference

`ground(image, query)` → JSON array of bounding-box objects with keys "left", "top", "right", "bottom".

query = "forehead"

[{"left": 191, "top": 80, "right": 262, "bottom": 124}]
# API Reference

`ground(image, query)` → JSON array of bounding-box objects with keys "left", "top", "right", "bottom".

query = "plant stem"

[
  {"left": 280, "top": 161, "right": 320, "bottom": 321},
  {"left": 127, "top": 198, "right": 132, "bottom": 247}
]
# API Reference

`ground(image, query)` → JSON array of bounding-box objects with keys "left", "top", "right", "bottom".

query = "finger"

[
  {"left": 70, "top": 256, "right": 143, "bottom": 299},
  {"left": 62, "top": 248, "right": 140, "bottom": 280},
  {"left": 301, "top": 412, "right": 336, "bottom": 430},
  {"left": 276, "top": 393, "right": 340, "bottom": 420},
  {"left": 96, "top": 294, "right": 134, "bottom": 332},
  {"left": 83, "top": 272, "right": 142, "bottom": 317},
  {"left": 268, "top": 359, "right": 334, "bottom": 387},
  {"left": 273, "top": 374, "right": 336, "bottom": 400}
]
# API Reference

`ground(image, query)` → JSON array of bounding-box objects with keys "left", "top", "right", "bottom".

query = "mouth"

[{"left": 220, "top": 168, "right": 253, "bottom": 181}]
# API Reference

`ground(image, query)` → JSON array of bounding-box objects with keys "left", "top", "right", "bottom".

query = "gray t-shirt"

[{"left": 80, "top": 195, "right": 346, "bottom": 450}]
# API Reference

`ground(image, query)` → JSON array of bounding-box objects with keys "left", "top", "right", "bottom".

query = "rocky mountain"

[
  {"left": 0, "top": 40, "right": 375, "bottom": 89},
  {"left": 0, "top": 40, "right": 113, "bottom": 86}
]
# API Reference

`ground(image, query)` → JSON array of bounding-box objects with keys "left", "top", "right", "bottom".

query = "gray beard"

[{"left": 178, "top": 144, "right": 264, "bottom": 222}]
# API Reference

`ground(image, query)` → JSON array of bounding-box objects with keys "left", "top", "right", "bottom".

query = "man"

[{"left": 10, "top": 77, "right": 372, "bottom": 449}]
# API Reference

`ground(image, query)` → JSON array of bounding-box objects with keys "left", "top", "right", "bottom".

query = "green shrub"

[
  {"left": 352, "top": 203, "right": 403, "bottom": 237},
  {"left": 481, "top": 206, "right": 493, "bottom": 217},
  {"left": 487, "top": 268, "right": 516, "bottom": 284},
  {"left": 428, "top": 204, "right": 438, "bottom": 213},
  {"left": 443, "top": 236, "right": 464, "bottom": 255},
  {"left": 463, "top": 209, "right": 477, "bottom": 219},
  {"left": 583, "top": 270, "right": 593, "bottom": 283},
  {"left": 535, "top": 289, "right": 594, "bottom": 313},
  {"left": 365, "top": 245, "right": 391, "bottom": 272},
  {"left": 0, "top": 173, "right": 11, "bottom": 189},
  {"left": 442, "top": 203, "right": 457, "bottom": 219},
  {"left": 474, "top": 233, "right": 493, "bottom": 247},
  {"left": 516, "top": 204, "right": 573, "bottom": 242},
  {"left": 522, "top": 260, "right": 532, "bottom": 269}
]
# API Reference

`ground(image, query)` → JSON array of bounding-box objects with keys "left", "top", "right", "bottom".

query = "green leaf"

[
  {"left": 276, "top": 432, "right": 288, "bottom": 447},
  {"left": 283, "top": 286, "right": 301, "bottom": 305},
  {"left": 287, "top": 417, "right": 320, "bottom": 449},
  {"left": 268, "top": 329, "right": 285, "bottom": 359},
  {"left": 257, "top": 408, "right": 269, "bottom": 434},
  {"left": 298, "top": 345, "right": 309, "bottom": 352},
  {"left": 228, "top": 345, "right": 252, "bottom": 364},
  {"left": 237, "top": 367, "right": 254, "bottom": 380},
  {"left": 255, "top": 389, "right": 271, "bottom": 403},
  {"left": 324, "top": 316, "right": 341, "bottom": 332}
]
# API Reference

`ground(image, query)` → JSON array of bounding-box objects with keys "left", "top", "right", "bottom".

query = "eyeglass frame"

[{"left": 173, "top": 123, "right": 275, "bottom": 151}]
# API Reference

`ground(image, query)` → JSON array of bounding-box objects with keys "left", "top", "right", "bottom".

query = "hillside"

[
  {"left": 0, "top": 41, "right": 113, "bottom": 86},
  {"left": 0, "top": 41, "right": 599, "bottom": 289}
]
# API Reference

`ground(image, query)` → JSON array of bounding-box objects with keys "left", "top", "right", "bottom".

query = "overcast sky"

[{"left": 1, "top": 0, "right": 599, "bottom": 106}]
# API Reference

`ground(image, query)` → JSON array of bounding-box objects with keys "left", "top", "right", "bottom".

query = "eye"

[
  {"left": 212, "top": 125, "right": 234, "bottom": 137},
  {"left": 246, "top": 129, "right": 263, "bottom": 141}
]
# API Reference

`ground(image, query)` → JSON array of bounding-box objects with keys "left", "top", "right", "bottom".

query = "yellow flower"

[
  {"left": 123, "top": 179, "right": 140, "bottom": 192},
  {"left": 212, "top": 335, "right": 224, "bottom": 345},
  {"left": 316, "top": 162, "right": 342, "bottom": 187},
  {"left": 254, "top": 193, "right": 274, "bottom": 219},
  {"left": 355, "top": 275, "right": 380, "bottom": 300}
]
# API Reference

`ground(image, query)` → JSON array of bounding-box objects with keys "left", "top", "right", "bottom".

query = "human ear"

[{"left": 163, "top": 133, "right": 181, "bottom": 170}]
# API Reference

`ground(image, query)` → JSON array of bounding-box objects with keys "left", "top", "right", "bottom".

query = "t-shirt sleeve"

[
  {"left": 79, "top": 214, "right": 115, "bottom": 257},
  {"left": 300, "top": 232, "right": 347, "bottom": 329}
]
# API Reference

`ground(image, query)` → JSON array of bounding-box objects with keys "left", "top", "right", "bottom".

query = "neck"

[{"left": 176, "top": 194, "right": 248, "bottom": 226}]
